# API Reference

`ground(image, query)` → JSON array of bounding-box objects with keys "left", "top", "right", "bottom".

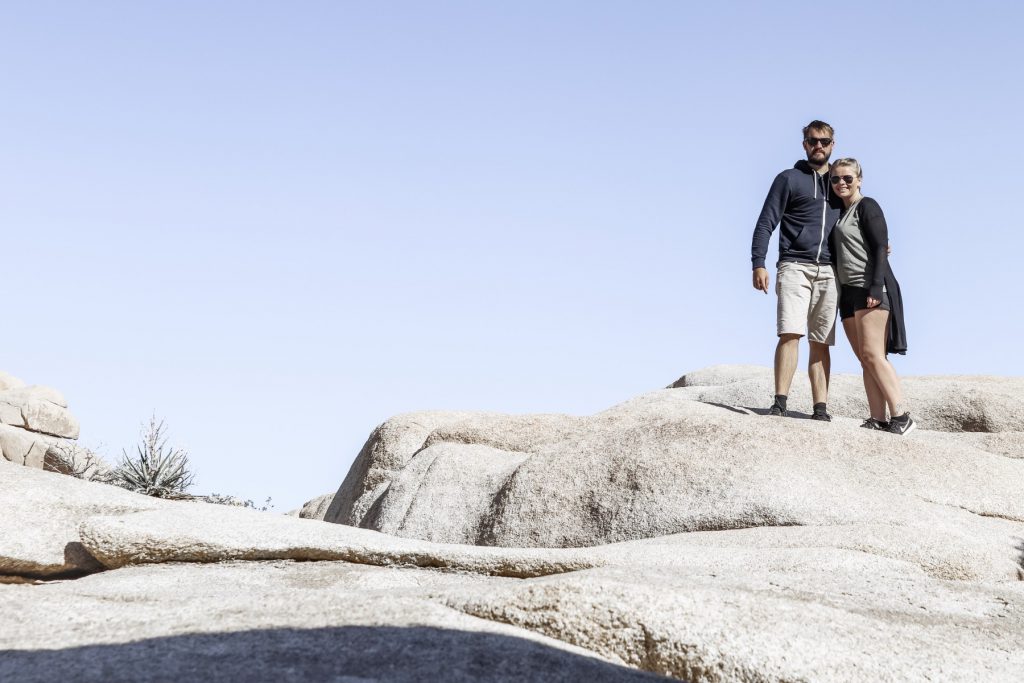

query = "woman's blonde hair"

[{"left": 831, "top": 157, "right": 862, "bottom": 178}]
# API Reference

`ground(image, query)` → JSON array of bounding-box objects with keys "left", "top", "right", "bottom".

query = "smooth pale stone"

[
  {"left": 19, "top": 400, "right": 80, "bottom": 438},
  {"left": 0, "top": 459, "right": 599, "bottom": 579},
  {"left": 668, "top": 367, "right": 1024, "bottom": 433},
  {"left": 291, "top": 492, "right": 334, "bottom": 519},
  {"left": 0, "top": 562, "right": 666, "bottom": 683},
  {"left": 0, "top": 385, "right": 68, "bottom": 408},
  {"left": 23, "top": 440, "right": 49, "bottom": 469},
  {"left": 0, "top": 401, "right": 24, "bottom": 427},
  {"left": 78, "top": 505, "right": 601, "bottom": 578},
  {"left": 328, "top": 383, "right": 1024, "bottom": 551},
  {"left": 0, "top": 423, "right": 49, "bottom": 466},
  {"left": 0, "top": 371, "right": 26, "bottom": 391},
  {"left": 438, "top": 564, "right": 1024, "bottom": 682}
]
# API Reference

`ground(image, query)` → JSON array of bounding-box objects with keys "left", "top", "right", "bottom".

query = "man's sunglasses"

[
  {"left": 805, "top": 137, "right": 833, "bottom": 148},
  {"left": 830, "top": 175, "right": 855, "bottom": 185}
]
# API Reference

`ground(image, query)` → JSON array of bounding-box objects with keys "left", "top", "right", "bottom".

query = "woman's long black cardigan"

[{"left": 831, "top": 197, "right": 908, "bottom": 355}]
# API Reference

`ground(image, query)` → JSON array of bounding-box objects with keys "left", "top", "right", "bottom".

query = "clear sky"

[{"left": 3, "top": 1, "right": 1022, "bottom": 512}]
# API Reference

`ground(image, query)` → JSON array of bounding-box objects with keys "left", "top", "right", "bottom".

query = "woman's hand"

[{"left": 867, "top": 297, "right": 880, "bottom": 308}]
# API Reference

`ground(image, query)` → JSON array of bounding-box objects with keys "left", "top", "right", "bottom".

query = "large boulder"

[
  {"left": 438, "top": 562, "right": 1024, "bottom": 682},
  {"left": 670, "top": 364, "right": 1024, "bottom": 432},
  {"left": 0, "top": 561, "right": 669, "bottom": 683},
  {"left": 0, "top": 459, "right": 598, "bottom": 580},
  {"left": 325, "top": 372, "right": 1024, "bottom": 550},
  {"left": 0, "top": 371, "right": 83, "bottom": 467},
  {"left": 0, "top": 459, "right": 159, "bottom": 576},
  {"left": 2, "top": 462, "right": 1022, "bottom": 681},
  {"left": 288, "top": 492, "right": 335, "bottom": 519},
  {"left": 0, "top": 384, "right": 79, "bottom": 439},
  {"left": 0, "top": 424, "right": 56, "bottom": 469},
  {"left": 2, "top": 365, "right": 1023, "bottom": 682},
  {"left": 0, "top": 371, "right": 26, "bottom": 391}
]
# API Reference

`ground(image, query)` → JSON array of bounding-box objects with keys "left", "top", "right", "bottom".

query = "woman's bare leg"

[
  {"left": 842, "top": 317, "right": 887, "bottom": 420},
  {"left": 854, "top": 308, "right": 904, "bottom": 417}
]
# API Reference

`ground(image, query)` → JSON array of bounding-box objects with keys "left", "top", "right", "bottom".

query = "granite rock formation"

[
  {"left": 0, "top": 371, "right": 83, "bottom": 470},
  {"left": 3, "top": 365, "right": 1023, "bottom": 682}
]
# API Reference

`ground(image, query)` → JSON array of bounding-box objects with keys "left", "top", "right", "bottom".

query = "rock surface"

[
  {"left": 1, "top": 459, "right": 598, "bottom": 579},
  {"left": 290, "top": 491, "right": 334, "bottom": 519},
  {"left": 2, "top": 365, "right": 1024, "bottom": 682},
  {"left": 0, "top": 460, "right": 159, "bottom": 576},
  {"left": 439, "top": 564, "right": 1024, "bottom": 682},
  {"left": 3, "top": 453, "right": 1023, "bottom": 681},
  {"left": 0, "top": 371, "right": 83, "bottom": 467},
  {"left": 670, "top": 364, "right": 1024, "bottom": 432},
  {"left": 325, "top": 378, "right": 1024, "bottom": 550},
  {"left": 1, "top": 562, "right": 668, "bottom": 683}
]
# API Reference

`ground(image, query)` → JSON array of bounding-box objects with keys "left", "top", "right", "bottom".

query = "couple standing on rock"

[{"left": 750, "top": 120, "right": 914, "bottom": 435}]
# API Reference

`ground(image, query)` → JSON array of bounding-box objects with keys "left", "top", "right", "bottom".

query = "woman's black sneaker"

[
  {"left": 888, "top": 413, "right": 916, "bottom": 436},
  {"left": 860, "top": 417, "right": 889, "bottom": 430}
]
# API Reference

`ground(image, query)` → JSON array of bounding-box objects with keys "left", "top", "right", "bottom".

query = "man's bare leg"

[
  {"left": 774, "top": 334, "right": 801, "bottom": 397},
  {"left": 808, "top": 341, "right": 830, "bottom": 405}
]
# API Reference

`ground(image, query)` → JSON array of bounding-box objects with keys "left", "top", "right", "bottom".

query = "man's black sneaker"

[
  {"left": 860, "top": 417, "right": 889, "bottom": 430},
  {"left": 769, "top": 398, "right": 788, "bottom": 417},
  {"left": 888, "top": 412, "right": 916, "bottom": 436},
  {"left": 811, "top": 402, "right": 831, "bottom": 422}
]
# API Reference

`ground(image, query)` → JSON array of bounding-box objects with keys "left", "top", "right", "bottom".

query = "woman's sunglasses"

[{"left": 830, "top": 175, "right": 855, "bottom": 185}]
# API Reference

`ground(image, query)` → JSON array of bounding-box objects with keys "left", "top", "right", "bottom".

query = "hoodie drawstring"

[{"left": 815, "top": 171, "right": 827, "bottom": 262}]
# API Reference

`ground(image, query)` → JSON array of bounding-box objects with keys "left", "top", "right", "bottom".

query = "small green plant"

[{"left": 111, "top": 415, "right": 195, "bottom": 498}]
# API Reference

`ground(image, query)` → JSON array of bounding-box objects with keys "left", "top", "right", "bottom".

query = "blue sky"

[{"left": 3, "top": 1, "right": 1021, "bottom": 511}]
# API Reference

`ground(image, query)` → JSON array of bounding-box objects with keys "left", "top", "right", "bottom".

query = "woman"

[{"left": 829, "top": 158, "right": 913, "bottom": 435}]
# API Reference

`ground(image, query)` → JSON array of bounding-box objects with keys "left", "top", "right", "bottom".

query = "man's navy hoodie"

[{"left": 751, "top": 160, "right": 842, "bottom": 270}]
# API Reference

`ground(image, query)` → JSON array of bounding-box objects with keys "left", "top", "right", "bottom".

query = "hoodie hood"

[{"left": 793, "top": 159, "right": 826, "bottom": 173}]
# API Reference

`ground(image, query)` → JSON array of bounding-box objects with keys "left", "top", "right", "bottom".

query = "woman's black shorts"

[{"left": 839, "top": 285, "right": 890, "bottom": 320}]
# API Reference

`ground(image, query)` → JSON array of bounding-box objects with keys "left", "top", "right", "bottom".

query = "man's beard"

[{"left": 807, "top": 150, "right": 831, "bottom": 165}]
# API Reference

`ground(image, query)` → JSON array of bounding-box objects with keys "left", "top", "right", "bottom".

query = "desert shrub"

[
  {"left": 203, "top": 494, "right": 275, "bottom": 512},
  {"left": 110, "top": 416, "right": 195, "bottom": 498},
  {"left": 44, "top": 442, "right": 113, "bottom": 482},
  {"left": 52, "top": 415, "right": 273, "bottom": 509}
]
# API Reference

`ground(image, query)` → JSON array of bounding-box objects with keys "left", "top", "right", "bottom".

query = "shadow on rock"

[
  {"left": 703, "top": 402, "right": 752, "bottom": 416},
  {"left": 0, "top": 625, "right": 672, "bottom": 683},
  {"left": 731, "top": 405, "right": 814, "bottom": 420}
]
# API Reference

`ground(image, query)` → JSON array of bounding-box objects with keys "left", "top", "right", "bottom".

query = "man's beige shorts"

[{"left": 776, "top": 262, "right": 838, "bottom": 345}]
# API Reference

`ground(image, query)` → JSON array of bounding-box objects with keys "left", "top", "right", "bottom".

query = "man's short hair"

[{"left": 802, "top": 120, "right": 834, "bottom": 139}]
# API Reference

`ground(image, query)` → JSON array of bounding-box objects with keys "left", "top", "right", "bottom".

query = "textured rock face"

[
  {"left": 0, "top": 459, "right": 598, "bottom": 579},
  {"left": 0, "top": 460, "right": 159, "bottom": 576},
  {"left": 438, "top": 564, "right": 1024, "bottom": 682},
  {"left": 325, "top": 368, "right": 1024, "bottom": 549},
  {"left": 0, "top": 562, "right": 670, "bottom": 683},
  {"left": 670, "top": 364, "right": 1024, "bottom": 433},
  {"left": 3, "top": 365, "right": 1024, "bottom": 682},
  {"left": 3, "top": 455, "right": 1023, "bottom": 682},
  {"left": 0, "top": 371, "right": 82, "bottom": 468},
  {"left": 290, "top": 492, "right": 334, "bottom": 520}
]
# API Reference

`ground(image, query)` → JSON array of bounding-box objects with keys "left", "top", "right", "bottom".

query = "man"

[{"left": 751, "top": 120, "right": 842, "bottom": 420}]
